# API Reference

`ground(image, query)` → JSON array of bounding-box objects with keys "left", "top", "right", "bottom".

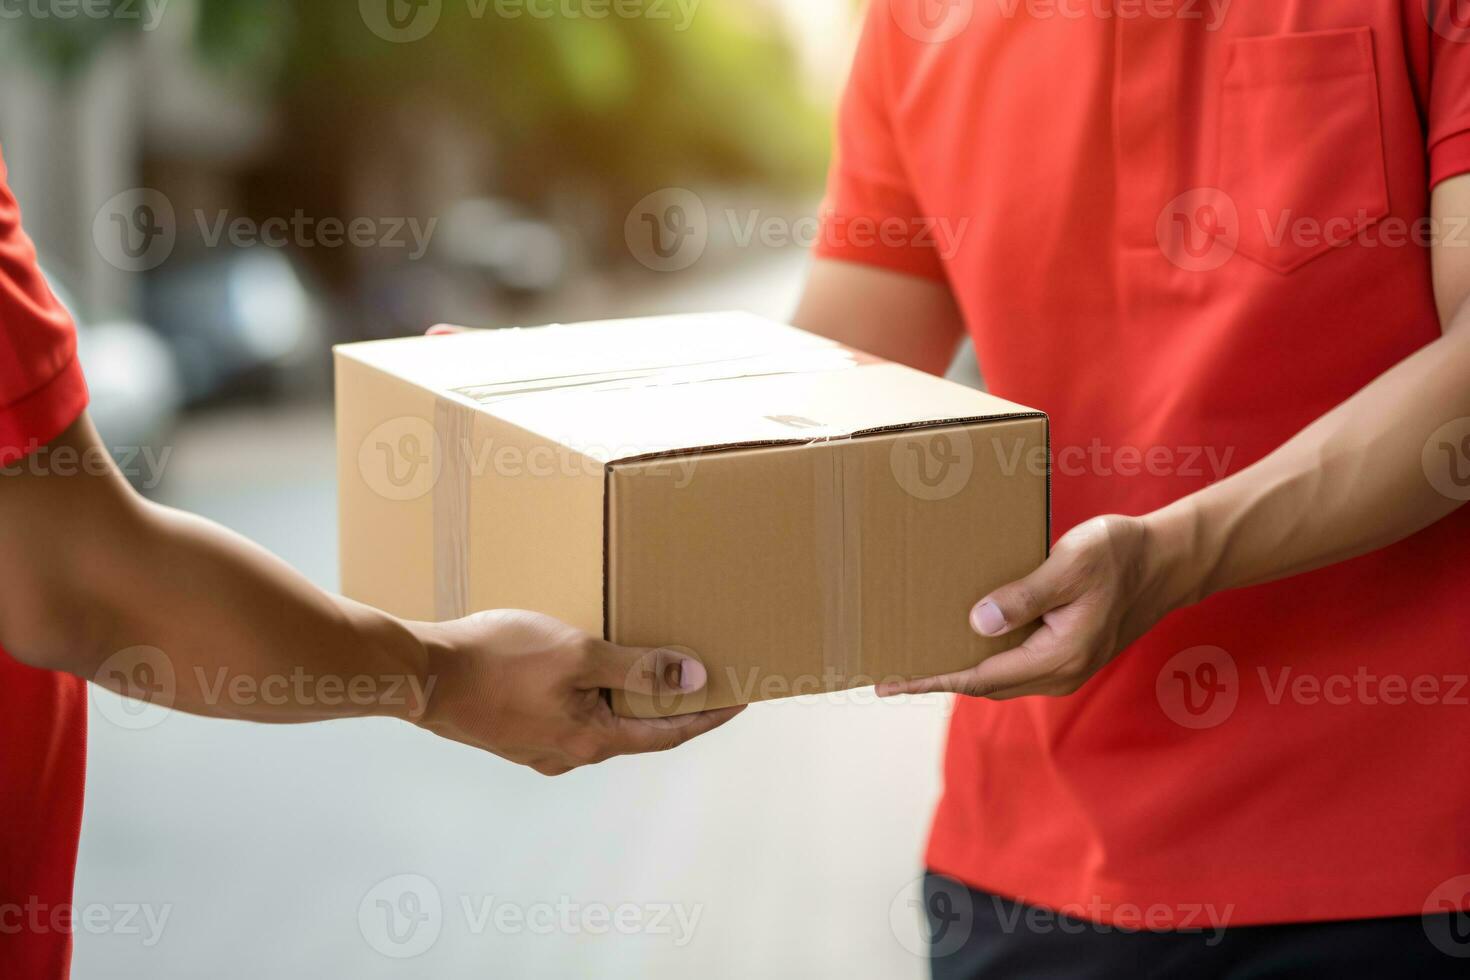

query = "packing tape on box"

[
  {"left": 433, "top": 397, "right": 477, "bottom": 622},
  {"left": 449, "top": 347, "right": 868, "bottom": 405},
  {"left": 812, "top": 437, "right": 864, "bottom": 682}
]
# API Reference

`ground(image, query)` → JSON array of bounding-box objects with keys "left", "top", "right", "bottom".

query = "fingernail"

[
  {"left": 426, "top": 325, "right": 454, "bottom": 336},
  {"left": 972, "top": 600, "right": 1007, "bottom": 637},
  {"left": 676, "top": 658, "right": 707, "bottom": 692}
]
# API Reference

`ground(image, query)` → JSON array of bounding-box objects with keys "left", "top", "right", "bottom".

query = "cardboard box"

[{"left": 336, "top": 313, "right": 1049, "bottom": 717}]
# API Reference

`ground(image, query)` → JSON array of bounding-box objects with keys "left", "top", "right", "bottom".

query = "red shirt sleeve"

[
  {"left": 0, "top": 145, "right": 88, "bottom": 465},
  {"left": 1428, "top": 13, "right": 1470, "bottom": 188},
  {"left": 814, "top": 4, "right": 948, "bottom": 282}
]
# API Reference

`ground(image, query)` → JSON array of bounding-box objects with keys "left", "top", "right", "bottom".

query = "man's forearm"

[
  {"left": 1, "top": 418, "right": 431, "bottom": 723},
  {"left": 1145, "top": 310, "right": 1470, "bottom": 607}
]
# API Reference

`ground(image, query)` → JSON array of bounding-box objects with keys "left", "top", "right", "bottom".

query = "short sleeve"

[
  {"left": 1428, "top": 13, "right": 1470, "bottom": 188},
  {"left": 0, "top": 147, "right": 88, "bottom": 466},
  {"left": 814, "top": 3, "right": 947, "bottom": 282}
]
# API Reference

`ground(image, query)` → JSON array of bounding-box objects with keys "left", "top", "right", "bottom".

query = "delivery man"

[
  {"left": 789, "top": 0, "right": 1470, "bottom": 974},
  {"left": 0, "top": 149, "right": 740, "bottom": 980}
]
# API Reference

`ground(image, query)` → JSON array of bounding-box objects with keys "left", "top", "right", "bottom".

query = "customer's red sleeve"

[
  {"left": 0, "top": 148, "right": 88, "bottom": 464},
  {"left": 1428, "top": 14, "right": 1470, "bottom": 187},
  {"left": 815, "top": 5, "right": 947, "bottom": 282}
]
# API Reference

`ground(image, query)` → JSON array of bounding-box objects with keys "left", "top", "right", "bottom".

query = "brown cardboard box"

[{"left": 336, "top": 313, "right": 1049, "bottom": 717}]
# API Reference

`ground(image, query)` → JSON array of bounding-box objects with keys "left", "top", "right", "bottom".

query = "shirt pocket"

[{"left": 1217, "top": 27, "right": 1389, "bottom": 275}]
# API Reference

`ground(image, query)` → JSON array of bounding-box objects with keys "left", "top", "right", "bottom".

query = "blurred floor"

[{"left": 73, "top": 249, "right": 967, "bottom": 979}]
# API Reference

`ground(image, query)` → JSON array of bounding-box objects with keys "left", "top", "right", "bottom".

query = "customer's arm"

[
  {"left": 869, "top": 173, "right": 1470, "bottom": 699},
  {"left": 795, "top": 177, "right": 1470, "bottom": 701},
  {"left": 0, "top": 414, "right": 739, "bottom": 774}
]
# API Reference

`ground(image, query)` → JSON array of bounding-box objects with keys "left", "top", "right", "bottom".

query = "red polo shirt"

[
  {"left": 0, "top": 145, "right": 90, "bottom": 977},
  {"left": 821, "top": 1, "right": 1470, "bottom": 926}
]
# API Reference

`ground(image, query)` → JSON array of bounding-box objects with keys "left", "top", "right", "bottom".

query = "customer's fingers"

[{"left": 877, "top": 625, "right": 1063, "bottom": 698}]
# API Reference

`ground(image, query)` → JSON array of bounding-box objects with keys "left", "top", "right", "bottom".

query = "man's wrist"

[
  {"left": 1139, "top": 499, "right": 1216, "bottom": 614},
  {"left": 345, "top": 605, "right": 439, "bottom": 724}
]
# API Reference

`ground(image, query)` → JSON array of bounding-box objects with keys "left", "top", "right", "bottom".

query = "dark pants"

[{"left": 923, "top": 873, "right": 1470, "bottom": 979}]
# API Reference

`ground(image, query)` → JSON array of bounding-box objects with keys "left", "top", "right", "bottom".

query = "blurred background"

[{"left": 1, "top": 2, "right": 976, "bottom": 976}]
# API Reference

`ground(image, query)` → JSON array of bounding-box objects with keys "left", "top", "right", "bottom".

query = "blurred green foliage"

[{"left": 10, "top": 0, "right": 830, "bottom": 202}]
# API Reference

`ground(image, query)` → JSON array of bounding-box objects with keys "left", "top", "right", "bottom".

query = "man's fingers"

[
  {"left": 970, "top": 553, "right": 1080, "bottom": 638},
  {"left": 581, "top": 639, "right": 709, "bottom": 697},
  {"left": 425, "top": 324, "right": 473, "bottom": 335},
  {"left": 609, "top": 705, "right": 746, "bottom": 755},
  {"left": 877, "top": 628, "right": 1059, "bottom": 698}
]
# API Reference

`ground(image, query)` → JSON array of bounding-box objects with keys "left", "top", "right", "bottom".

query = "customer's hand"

[
  {"left": 412, "top": 609, "right": 742, "bottom": 775},
  {"left": 877, "top": 516, "right": 1186, "bottom": 701}
]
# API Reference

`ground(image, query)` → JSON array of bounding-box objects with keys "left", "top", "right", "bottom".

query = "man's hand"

[
  {"left": 877, "top": 516, "right": 1185, "bottom": 700},
  {"left": 414, "top": 609, "right": 743, "bottom": 776}
]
